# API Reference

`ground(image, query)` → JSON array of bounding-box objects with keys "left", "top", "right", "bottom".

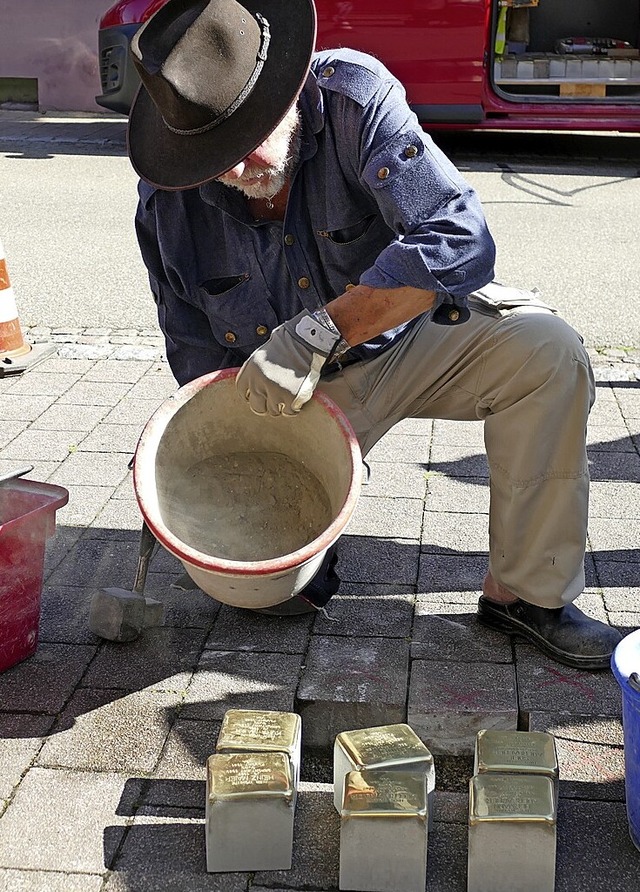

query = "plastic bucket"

[
  {"left": 133, "top": 369, "right": 362, "bottom": 610},
  {"left": 0, "top": 478, "right": 69, "bottom": 672},
  {"left": 611, "top": 629, "right": 640, "bottom": 851}
]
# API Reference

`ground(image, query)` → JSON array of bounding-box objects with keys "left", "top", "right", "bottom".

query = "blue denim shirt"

[{"left": 135, "top": 49, "right": 496, "bottom": 384}]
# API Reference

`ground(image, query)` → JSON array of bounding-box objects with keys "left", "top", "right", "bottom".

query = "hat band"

[{"left": 163, "top": 13, "right": 271, "bottom": 137}]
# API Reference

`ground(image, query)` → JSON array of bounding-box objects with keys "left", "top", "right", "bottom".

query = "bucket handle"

[
  {"left": 0, "top": 465, "right": 34, "bottom": 486},
  {"left": 629, "top": 673, "right": 640, "bottom": 694}
]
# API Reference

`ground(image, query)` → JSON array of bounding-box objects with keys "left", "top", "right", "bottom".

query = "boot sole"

[{"left": 477, "top": 603, "right": 613, "bottom": 671}]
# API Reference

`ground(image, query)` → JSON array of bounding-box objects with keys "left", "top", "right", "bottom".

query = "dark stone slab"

[{"left": 0, "top": 643, "right": 96, "bottom": 714}]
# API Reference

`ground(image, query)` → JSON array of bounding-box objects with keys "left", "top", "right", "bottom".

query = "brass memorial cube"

[
  {"left": 333, "top": 723, "right": 435, "bottom": 818},
  {"left": 206, "top": 751, "right": 295, "bottom": 872},
  {"left": 474, "top": 729, "right": 558, "bottom": 799},
  {"left": 467, "top": 773, "right": 557, "bottom": 892},
  {"left": 340, "top": 768, "right": 429, "bottom": 892},
  {"left": 216, "top": 708, "right": 302, "bottom": 786}
]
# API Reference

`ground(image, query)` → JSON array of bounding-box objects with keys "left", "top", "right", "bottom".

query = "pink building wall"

[{"left": 1, "top": 1, "right": 111, "bottom": 112}]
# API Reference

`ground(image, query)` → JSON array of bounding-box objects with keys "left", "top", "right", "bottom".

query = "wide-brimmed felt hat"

[{"left": 127, "top": 0, "right": 316, "bottom": 190}]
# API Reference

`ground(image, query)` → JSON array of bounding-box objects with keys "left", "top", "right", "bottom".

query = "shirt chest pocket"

[
  {"left": 316, "top": 211, "right": 392, "bottom": 289},
  {"left": 195, "top": 273, "right": 280, "bottom": 351}
]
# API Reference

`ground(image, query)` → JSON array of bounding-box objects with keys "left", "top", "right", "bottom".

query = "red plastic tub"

[{"left": 0, "top": 478, "right": 69, "bottom": 673}]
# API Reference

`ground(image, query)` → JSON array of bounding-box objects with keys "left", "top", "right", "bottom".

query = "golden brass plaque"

[
  {"left": 475, "top": 730, "right": 558, "bottom": 778},
  {"left": 342, "top": 768, "right": 427, "bottom": 819},
  {"left": 336, "top": 724, "right": 431, "bottom": 770},
  {"left": 469, "top": 774, "right": 555, "bottom": 824},
  {"left": 217, "top": 709, "right": 301, "bottom": 755},
  {"left": 207, "top": 752, "right": 293, "bottom": 801}
]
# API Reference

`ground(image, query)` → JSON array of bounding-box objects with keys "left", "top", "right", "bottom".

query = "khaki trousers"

[{"left": 318, "top": 293, "right": 595, "bottom": 609}]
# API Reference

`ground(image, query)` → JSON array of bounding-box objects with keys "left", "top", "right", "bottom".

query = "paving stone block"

[
  {"left": 0, "top": 714, "right": 54, "bottom": 799},
  {"left": 362, "top": 461, "right": 429, "bottom": 498},
  {"left": 7, "top": 372, "right": 81, "bottom": 397},
  {"left": 0, "top": 420, "right": 28, "bottom": 448},
  {"left": 312, "top": 585, "right": 414, "bottom": 637},
  {"left": 590, "top": 481, "right": 640, "bottom": 519},
  {"left": 253, "top": 782, "right": 339, "bottom": 890},
  {"left": 102, "top": 397, "right": 165, "bottom": 426},
  {"left": 82, "top": 359, "right": 152, "bottom": 383},
  {"left": 31, "top": 403, "right": 108, "bottom": 432},
  {"left": 46, "top": 536, "right": 139, "bottom": 589},
  {"left": 296, "top": 635, "right": 409, "bottom": 748},
  {"left": 0, "top": 643, "right": 96, "bottom": 714},
  {"left": 56, "top": 381, "right": 132, "bottom": 407},
  {"left": 587, "top": 425, "right": 635, "bottom": 452},
  {"left": 424, "top": 475, "right": 489, "bottom": 515},
  {"left": 0, "top": 768, "right": 139, "bottom": 873},
  {"left": 0, "top": 394, "right": 57, "bottom": 422},
  {"left": 0, "top": 428, "right": 86, "bottom": 462},
  {"left": 82, "top": 627, "right": 208, "bottom": 691},
  {"left": 79, "top": 423, "right": 143, "bottom": 453},
  {"left": 126, "top": 376, "right": 177, "bottom": 401},
  {"left": 347, "top": 495, "right": 423, "bottom": 538},
  {"left": 338, "top": 535, "right": 420, "bottom": 585},
  {"left": 147, "top": 718, "right": 221, "bottom": 809},
  {"left": 142, "top": 572, "right": 222, "bottom": 628},
  {"left": 417, "top": 554, "right": 485, "bottom": 600},
  {"left": 515, "top": 647, "right": 622, "bottom": 715},
  {"left": 429, "top": 445, "right": 489, "bottom": 478},
  {"left": 49, "top": 451, "right": 131, "bottom": 487},
  {"left": 205, "top": 604, "right": 312, "bottom": 653},
  {"left": 408, "top": 660, "right": 517, "bottom": 755},
  {"left": 0, "top": 870, "right": 103, "bottom": 891},
  {"left": 90, "top": 497, "right": 145, "bottom": 530},
  {"left": 182, "top": 650, "right": 302, "bottom": 720},
  {"left": 37, "top": 687, "right": 180, "bottom": 772},
  {"left": 555, "top": 799, "right": 640, "bottom": 891},
  {"left": 412, "top": 602, "right": 512, "bottom": 663},
  {"left": 421, "top": 512, "right": 489, "bottom": 554},
  {"left": 366, "top": 433, "right": 430, "bottom": 463},
  {"left": 54, "top": 485, "right": 115, "bottom": 527},
  {"left": 590, "top": 518, "right": 640, "bottom": 555}
]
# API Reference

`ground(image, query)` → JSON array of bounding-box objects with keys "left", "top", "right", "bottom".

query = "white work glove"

[{"left": 236, "top": 308, "right": 350, "bottom": 416}]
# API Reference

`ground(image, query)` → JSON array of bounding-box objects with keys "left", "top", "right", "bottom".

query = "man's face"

[{"left": 217, "top": 104, "right": 301, "bottom": 200}]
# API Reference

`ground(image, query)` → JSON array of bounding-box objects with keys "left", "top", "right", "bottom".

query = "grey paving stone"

[
  {"left": 588, "top": 399, "right": 625, "bottom": 426},
  {"left": 0, "top": 458, "right": 58, "bottom": 482},
  {"left": 56, "top": 381, "right": 133, "bottom": 407},
  {"left": 102, "top": 397, "right": 165, "bottom": 426},
  {"left": 0, "top": 643, "right": 96, "bottom": 714},
  {"left": 609, "top": 612, "right": 640, "bottom": 634},
  {"left": 0, "top": 428, "right": 86, "bottom": 462},
  {"left": 182, "top": 650, "right": 302, "bottom": 720},
  {"left": 573, "top": 590, "right": 609, "bottom": 623},
  {"left": 555, "top": 799, "right": 640, "bottom": 892},
  {"left": 6, "top": 372, "right": 81, "bottom": 398},
  {"left": 362, "top": 461, "right": 429, "bottom": 498},
  {"left": 312, "top": 585, "right": 415, "bottom": 637},
  {"left": 296, "top": 635, "right": 409, "bottom": 748},
  {"left": 514, "top": 646, "right": 622, "bottom": 715},
  {"left": 408, "top": 660, "right": 517, "bottom": 755},
  {"left": 613, "top": 387, "right": 640, "bottom": 419},
  {"left": 424, "top": 475, "right": 490, "bottom": 514},
  {"left": 587, "top": 449, "right": 640, "bottom": 482},
  {"left": 46, "top": 536, "right": 140, "bottom": 589},
  {"left": 82, "top": 359, "right": 153, "bottom": 383},
  {"left": 142, "top": 573, "right": 222, "bottom": 628},
  {"left": 391, "top": 418, "right": 433, "bottom": 437},
  {"left": 528, "top": 711, "right": 624, "bottom": 747},
  {"left": 590, "top": 481, "right": 640, "bottom": 519},
  {"left": 421, "top": 512, "right": 489, "bottom": 554},
  {"left": 48, "top": 452, "right": 131, "bottom": 487},
  {"left": 147, "top": 718, "right": 221, "bottom": 809},
  {"left": 54, "top": 485, "right": 114, "bottom": 527},
  {"left": 586, "top": 425, "right": 635, "bottom": 452},
  {"left": 347, "top": 495, "right": 423, "bottom": 538},
  {"left": 412, "top": 601, "right": 512, "bottom": 663},
  {"left": 126, "top": 376, "right": 177, "bottom": 401},
  {"left": 0, "top": 394, "right": 57, "bottom": 422},
  {"left": 366, "top": 433, "right": 430, "bottom": 463},
  {"left": 337, "top": 535, "right": 420, "bottom": 585},
  {"left": 37, "top": 687, "right": 180, "bottom": 773},
  {"left": 432, "top": 419, "right": 485, "bottom": 448},
  {"left": 0, "top": 420, "right": 28, "bottom": 448},
  {"left": 32, "top": 357, "right": 95, "bottom": 376},
  {"left": 0, "top": 768, "right": 139, "bottom": 873},
  {"left": 554, "top": 735, "right": 625, "bottom": 801},
  {"left": 79, "top": 423, "right": 143, "bottom": 453},
  {"left": 31, "top": 403, "right": 108, "bottom": 431},
  {"left": 253, "top": 782, "right": 339, "bottom": 890},
  {"left": 417, "top": 553, "right": 486, "bottom": 600},
  {"left": 0, "top": 870, "right": 103, "bottom": 891},
  {"left": 590, "top": 518, "right": 640, "bottom": 556},
  {"left": 205, "top": 604, "right": 312, "bottom": 653},
  {"left": 39, "top": 585, "right": 98, "bottom": 644},
  {"left": 0, "top": 714, "right": 54, "bottom": 800},
  {"left": 82, "top": 627, "right": 208, "bottom": 692},
  {"left": 103, "top": 811, "right": 250, "bottom": 892},
  {"left": 603, "top": 589, "right": 640, "bottom": 613},
  {"left": 429, "top": 445, "right": 489, "bottom": 478},
  {"left": 90, "top": 497, "right": 145, "bottom": 531},
  {"left": 423, "top": 821, "right": 467, "bottom": 892},
  {"left": 43, "top": 526, "right": 85, "bottom": 577}
]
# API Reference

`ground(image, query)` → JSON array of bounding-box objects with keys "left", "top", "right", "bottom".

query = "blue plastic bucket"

[{"left": 611, "top": 629, "right": 640, "bottom": 852}]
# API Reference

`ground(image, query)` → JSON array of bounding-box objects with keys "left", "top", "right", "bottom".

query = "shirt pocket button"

[
  {"left": 256, "top": 325, "right": 268, "bottom": 336},
  {"left": 298, "top": 277, "right": 310, "bottom": 289},
  {"left": 224, "top": 331, "right": 237, "bottom": 343}
]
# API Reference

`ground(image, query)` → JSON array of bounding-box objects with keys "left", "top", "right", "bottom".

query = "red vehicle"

[{"left": 97, "top": 0, "right": 640, "bottom": 132}]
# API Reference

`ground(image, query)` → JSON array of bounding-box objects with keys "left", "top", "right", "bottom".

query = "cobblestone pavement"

[{"left": 0, "top": 346, "right": 639, "bottom": 891}]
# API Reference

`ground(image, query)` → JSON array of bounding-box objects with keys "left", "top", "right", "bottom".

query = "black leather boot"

[{"left": 477, "top": 596, "right": 622, "bottom": 670}]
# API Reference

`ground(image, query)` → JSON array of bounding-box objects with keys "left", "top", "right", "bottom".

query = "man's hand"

[{"left": 236, "top": 309, "right": 349, "bottom": 416}]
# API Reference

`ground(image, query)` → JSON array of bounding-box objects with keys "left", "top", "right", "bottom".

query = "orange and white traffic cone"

[{"left": 0, "top": 237, "right": 54, "bottom": 377}]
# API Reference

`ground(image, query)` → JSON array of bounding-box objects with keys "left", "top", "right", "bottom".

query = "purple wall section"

[{"left": 1, "top": 2, "right": 110, "bottom": 112}]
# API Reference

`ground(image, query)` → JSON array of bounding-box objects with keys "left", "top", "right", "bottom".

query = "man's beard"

[{"left": 219, "top": 107, "right": 302, "bottom": 202}]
